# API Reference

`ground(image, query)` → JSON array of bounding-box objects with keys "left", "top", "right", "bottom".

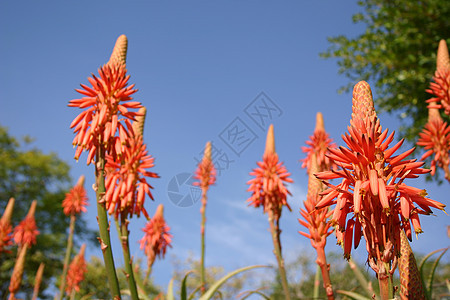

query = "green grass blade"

[
  {"left": 426, "top": 247, "right": 448, "bottom": 299},
  {"left": 181, "top": 271, "right": 194, "bottom": 300},
  {"left": 167, "top": 277, "right": 175, "bottom": 300},
  {"left": 199, "top": 265, "right": 268, "bottom": 300}
]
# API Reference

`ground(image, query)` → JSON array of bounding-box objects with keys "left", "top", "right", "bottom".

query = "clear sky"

[{"left": 1, "top": 0, "right": 448, "bottom": 295}]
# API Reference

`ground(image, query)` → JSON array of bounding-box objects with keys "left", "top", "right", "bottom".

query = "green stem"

[
  {"left": 377, "top": 262, "right": 391, "bottom": 300},
  {"left": 268, "top": 211, "right": 290, "bottom": 300},
  {"left": 200, "top": 189, "right": 207, "bottom": 295},
  {"left": 313, "top": 265, "right": 320, "bottom": 299},
  {"left": 69, "top": 289, "right": 75, "bottom": 300},
  {"left": 120, "top": 213, "right": 139, "bottom": 300},
  {"left": 143, "top": 264, "right": 152, "bottom": 286},
  {"left": 96, "top": 145, "right": 121, "bottom": 299},
  {"left": 58, "top": 214, "right": 76, "bottom": 300}
]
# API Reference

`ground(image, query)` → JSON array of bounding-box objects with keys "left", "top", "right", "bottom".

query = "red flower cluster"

[
  {"left": 105, "top": 134, "right": 159, "bottom": 219},
  {"left": 139, "top": 205, "right": 172, "bottom": 267},
  {"left": 301, "top": 112, "right": 336, "bottom": 173},
  {"left": 62, "top": 175, "right": 88, "bottom": 216},
  {"left": 194, "top": 141, "right": 216, "bottom": 190},
  {"left": 247, "top": 125, "right": 293, "bottom": 219},
  {"left": 315, "top": 82, "right": 445, "bottom": 272},
  {"left": 66, "top": 244, "right": 87, "bottom": 294},
  {"left": 13, "top": 201, "right": 39, "bottom": 248},
  {"left": 69, "top": 64, "right": 142, "bottom": 164}
]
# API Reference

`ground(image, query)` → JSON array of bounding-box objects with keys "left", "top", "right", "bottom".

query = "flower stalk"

[
  {"left": 194, "top": 141, "right": 216, "bottom": 294},
  {"left": 247, "top": 124, "right": 292, "bottom": 300}
]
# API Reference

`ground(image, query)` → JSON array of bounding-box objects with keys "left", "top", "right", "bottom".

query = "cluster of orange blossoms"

[
  {"left": 62, "top": 175, "right": 88, "bottom": 216},
  {"left": 69, "top": 63, "right": 142, "bottom": 164},
  {"left": 299, "top": 113, "right": 335, "bottom": 250},
  {"left": 13, "top": 200, "right": 39, "bottom": 248},
  {"left": 418, "top": 40, "right": 450, "bottom": 179},
  {"left": 105, "top": 133, "right": 158, "bottom": 219},
  {"left": 65, "top": 244, "right": 87, "bottom": 295},
  {"left": 247, "top": 125, "right": 293, "bottom": 220},
  {"left": 314, "top": 81, "right": 446, "bottom": 273},
  {"left": 301, "top": 113, "right": 337, "bottom": 174},
  {"left": 139, "top": 205, "right": 172, "bottom": 267},
  {"left": 194, "top": 141, "right": 216, "bottom": 191}
]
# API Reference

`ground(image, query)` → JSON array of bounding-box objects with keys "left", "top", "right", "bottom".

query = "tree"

[
  {"left": 321, "top": 0, "right": 450, "bottom": 141},
  {"left": 0, "top": 125, "right": 96, "bottom": 299}
]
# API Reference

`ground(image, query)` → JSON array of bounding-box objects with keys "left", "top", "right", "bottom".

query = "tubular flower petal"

[
  {"left": 247, "top": 125, "right": 293, "bottom": 220},
  {"left": 139, "top": 205, "right": 172, "bottom": 268},
  {"left": 62, "top": 175, "right": 89, "bottom": 216},
  {"left": 69, "top": 63, "right": 142, "bottom": 164},
  {"left": 194, "top": 141, "right": 216, "bottom": 190},
  {"left": 315, "top": 81, "right": 445, "bottom": 268},
  {"left": 105, "top": 134, "right": 159, "bottom": 219},
  {"left": 301, "top": 112, "right": 337, "bottom": 173},
  {"left": 65, "top": 244, "right": 87, "bottom": 295},
  {"left": 13, "top": 200, "right": 39, "bottom": 248}
]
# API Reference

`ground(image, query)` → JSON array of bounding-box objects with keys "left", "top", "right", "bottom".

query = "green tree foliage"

[
  {"left": 321, "top": 0, "right": 450, "bottom": 142},
  {"left": 0, "top": 125, "right": 96, "bottom": 299}
]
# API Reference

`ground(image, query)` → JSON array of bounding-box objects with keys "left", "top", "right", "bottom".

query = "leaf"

[
  {"left": 166, "top": 277, "right": 175, "bottom": 300},
  {"left": 336, "top": 290, "right": 372, "bottom": 300},
  {"left": 199, "top": 265, "right": 268, "bottom": 300},
  {"left": 239, "top": 290, "right": 271, "bottom": 300},
  {"left": 426, "top": 247, "right": 448, "bottom": 299},
  {"left": 181, "top": 271, "right": 194, "bottom": 300}
]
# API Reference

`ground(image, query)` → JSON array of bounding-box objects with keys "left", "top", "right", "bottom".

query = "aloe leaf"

[
  {"left": 426, "top": 247, "right": 448, "bottom": 299},
  {"left": 239, "top": 290, "right": 271, "bottom": 300},
  {"left": 336, "top": 290, "right": 372, "bottom": 300},
  {"left": 418, "top": 247, "right": 446, "bottom": 276},
  {"left": 199, "top": 265, "right": 268, "bottom": 300},
  {"left": 188, "top": 285, "right": 201, "bottom": 300},
  {"left": 348, "top": 258, "right": 375, "bottom": 298},
  {"left": 167, "top": 277, "right": 175, "bottom": 300},
  {"left": 181, "top": 271, "right": 194, "bottom": 300}
]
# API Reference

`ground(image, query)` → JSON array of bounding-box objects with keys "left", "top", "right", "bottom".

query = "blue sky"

[{"left": 1, "top": 0, "right": 448, "bottom": 296}]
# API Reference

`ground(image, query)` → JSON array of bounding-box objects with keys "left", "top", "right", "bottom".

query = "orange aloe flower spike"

[
  {"left": 13, "top": 200, "right": 39, "bottom": 248},
  {"left": 65, "top": 244, "right": 87, "bottom": 295},
  {"left": 62, "top": 175, "right": 89, "bottom": 216},
  {"left": 0, "top": 198, "right": 14, "bottom": 253},
  {"left": 139, "top": 204, "right": 172, "bottom": 269}
]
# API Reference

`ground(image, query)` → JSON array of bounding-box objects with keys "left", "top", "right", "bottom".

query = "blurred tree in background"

[
  {"left": 321, "top": 0, "right": 450, "bottom": 142},
  {"left": 0, "top": 125, "right": 96, "bottom": 299}
]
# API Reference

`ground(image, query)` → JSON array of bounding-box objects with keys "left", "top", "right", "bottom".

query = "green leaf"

[
  {"left": 181, "top": 271, "right": 194, "bottom": 300},
  {"left": 199, "top": 265, "right": 268, "bottom": 300},
  {"left": 426, "top": 247, "right": 448, "bottom": 299},
  {"left": 167, "top": 277, "right": 175, "bottom": 300},
  {"left": 336, "top": 290, "right": 372, "bottom": 300}
]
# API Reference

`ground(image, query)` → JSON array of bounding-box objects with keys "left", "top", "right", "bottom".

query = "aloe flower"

[
  {"left": 8, "top": 245, "right": 27, "bottom": 300},
  {"left": 299, "top": 113, "right": 335, "bottom": 299},
  {"left": 104, "top": 107, "right": 159, "bottom": 219},
  {"left": 426, "top": 40, "right": 450, "bottom": 115},
  {"left": 66, "top": 244, "right": 87, "bottom": 295},
  {"left": 62, "top": 175, "right": 88, "bottom": 216},
  {"left": 0, "top": 198, "right": 14, "bottom": 253},
  {"left": 247, "top": 125, "right": 293, "bottom": 220},
  {"left": 315, "top": 81, "right": 445, "bottom": 299},
  {"left": 418, "top": 40, "right": 450, "bottom": 180},
  {"left": 69, "top": 63, "right": 142, "bottom": 163},
  {"left": 194, "top": 141, "right": 216, "bottom": 294},
  {"left": 301, "top": 112, "right": 337, "bottom": 173},
  {"left": 417, "top": 109, "right": 450, "bottom": 179},
  {"left": 139, "top": 205, "right": 172, "bottom": 270},
  {"left": 13, "top": 200, "right": 39, "bottom": 248},
  {"left": 247, "top": 124, "right": 292, "bottom": 300}
]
